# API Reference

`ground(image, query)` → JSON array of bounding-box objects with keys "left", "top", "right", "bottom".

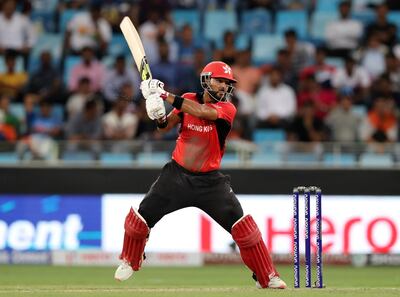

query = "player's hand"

[
  {"left": 146, "top": 93, "right": 166, "bottom": 120},
  {"left": 140, "top": 79, "right": 166, "bottom": 99}
]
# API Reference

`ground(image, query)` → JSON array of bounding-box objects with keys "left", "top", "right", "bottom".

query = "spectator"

[
  {"left": 365, "top": 2, "right": 397, "bottom": 48},
  {"left": 359, "top": 97, "right": 398, "bottom": 149},
  {"left": 139, "top": 9, "right": 163, "bottom": 64},
  {"left": 30, "top": 100, "right": 63, "bottom": 139},
  {"left": 279, "top": 0, "right": 311, "bottom": 10},
  {"left": 287, "top": 100, "right": 328, "bottom": 142},
  {"left": 300, "top": 47, "right": 336, "bottom": 87},
  {"left": 354, "top": 33, "right": 388, "bottom": 79},
  {"left": 68, "top": 46, "right": 106, "bottom": 93},
  {"left": 65, "top": 3, "right": 112, "bottom": 57},
  {"left": 26, "top": 51, "right": 66, "bottom": 104},
  {"left": 325, "top": 1, "right": 363, "bottom": 58},
  {"left": 213, "top": 31, "right": 238, "bottom": 66},
  {"left": 66, "top": 99, "right": 102, "bottom": 155},
  {"left": 103, "top": 55, "right": 139, "bottom": 110},
  {"left": 152, "top": 39, "right": 180, "bottom": 94},
  {"left": 0, "top": 51, "right": 28, "bottom": 99},
  {"left": 0, "top": 95, "right": 19, "bottom": 141},
  {"left": 66, "top": 77, "right": 94, "bottom": 118},
  {"left": 297, "top": 74, "right": 337, "bottom": 120},
  {"left": 102, "top": 98, "right": 139, "bottom": 141},
  {"left": 370, "top": 74, "right": 400, "bottom": 108},
  {"left": 0, "top": 0, "right": 36, "bottom": 69},
  {"left": 284, "top": 29, "right": 315, "bottom": 74},
  {"left": 325, "top": 94, "right": 360, "bottom": 142},
  {"left": 384, "top": 53, "right": 400, "bottom": 94},
  {"left": 177, "top": 24, "right": 197, "bottom": 66},
  {"left": 262, "top": 49, "right": 297, "bottom": 89},
  {"left": 255, "top": 67, "right": 296, "bottom": 128},
  {"left": 332, "top": 56, "right": 371, "bottom": 103}
]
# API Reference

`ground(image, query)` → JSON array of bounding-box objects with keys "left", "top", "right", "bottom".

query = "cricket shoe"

[
  {"left": 253, "top": 273, "right": 287, "bottom": 289},
  {"left": 114, "top": 260, "right": 133, "bottom": 281}
]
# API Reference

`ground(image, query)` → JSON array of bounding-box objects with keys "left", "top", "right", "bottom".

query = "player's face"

[{"left": 209, "top": 78, "right": 232, "bottom": 99}]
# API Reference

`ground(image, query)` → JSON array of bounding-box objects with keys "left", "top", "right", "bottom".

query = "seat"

[
  {"left": 323, "top": 153, "right": 357, "bottom": 166},
  {"left": 351, "top": 105, "right": 367, "bottom": 117},
  {"left": 250, "top": 152, "right": 282, "bottom": 166},
  {"left": 252, "top": 34, "right": 284, "bottom": 65},
  {"left": 359, "top": 153, "right": 393, "bottom": 168},
  {"left": 241, "top": 9, "right": 272, "bottom": 35},
  {"left": 108, "top": 34, "right": 131, "bottom": 56},
  {"left": 325, "top": 57, "right": 344, "bottom": 69},
  {"left": 285, "top": 153, "right": 319, "bottom": 165},
  {"left": 59, "top": 9, "right": 81, "bottom": 33},
  {"left": 0, "top": 152, "right": 19, "bottom": 164},
  {"left": 351, "top": 10, "right": 375, "bottom": 26},
  {"left": 100, "top": 152, "right": 134, "bottom": 166},
  {"left": 171, "top": 10, "right": 201, "bottom": 36},
  {"left": 310, "top": 11, "right": 338, "bottom": 41},
  {"left": 62, "top": 151, "right": 95, "bottom": 164},
  {"left": 204, "top": 10, "right": 238, "bottom": 43},
  {"left": 253, "top": 129, "right": 286, "bottom": 144},
  {"left": 28, "top": 34, "right": 63, "bottom": 73},
  {"left": 63, "top": 55, "right": 81, "bottom": 85},
  {"left": 136, "top": 152, "right": 170, "bottom": 167},
  {"left": 221, "top": 153, "right": 241, "bottom": 167},
  {"left": 388, "top": 12, "right": 400, "bottom": 37},
  {"left": 31, "top": 10, "right": 56, "bottom": 32},
  {"left": 316, "top": 0, "right": 342, "bottom": 11},
  {"left": 275, "top": 11, "right": 308, "bottom": 39},
  {"left": 0, "top": 56, "right": 24, "bottom": 73},
  {"left": 214, "top": 33, "right": 250, "bottom": 50}
]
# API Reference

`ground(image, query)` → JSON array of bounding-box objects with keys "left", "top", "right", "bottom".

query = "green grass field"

[{"left": 0, "top": 265, "right": 399, "bottom": 297}]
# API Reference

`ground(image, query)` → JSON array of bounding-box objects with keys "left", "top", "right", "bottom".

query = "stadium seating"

[
  {"left": 388, "top": 12, "right": 400, "bottom": 37},
  {"left": 221, "top": 153, "right": 241, "bottom": 167},
  {"left": 0, "top": 152, "right": 19, "bottom": 164},
  {"left": 351, "top": 10, "right": 375, "bottom": 26},
  {"left": 310, "top": 11, "right": 338, "bottom": 41},
  {"left": 136, "top": 152, "right": 170, "bottom": 166},
  {"left": 59, "top": 9, "right": 81, "bottom": 33},
  {"left": 275, "top": 11, "right": 308, "bottom": 39},
  {"left": 204, "top": 10, "right": 238, "bottom": 43},
  {"left": 285, "top": 152, "right": 319, "bottom": 165},
  {"left": 61, "top": 151, "right": 95, "bottom": 164},
  {"left": 28, "top": 34, "right": 63, "bottom": 73},
  {"left": 359, "top": 153, "right": 394, "bottom": 167},
  {"left": 250, "top": 152, "right": 283, "bottom": 166},
  {"left": 252, "top": 34, "right": 284, "bottom": 65},
  {"left": 171, "top": 10, "right": 201, "bottom": 36},
  {"left": 253, "top": 129, "right": 286, "bottom": 144},
  {"left": 108, "top": 34, "right": 132, "bottom": 57},
  {"left": 316, "top": 0, "right": 342, "bottom": 11},
  {"left": 63, "top": 55, "right": 81, "bottom": 85},
  {"left": 0, "top": 56, "right": 24, "bottom": 73},
  {"left": 323, "top": 153, "right": 357, "bottom": 166},
  {"left": 100, "top": 152, "right": 135, "bottom": 166},
  {"left": 241, "top": 9, "right": 272, "bottom": 35}
]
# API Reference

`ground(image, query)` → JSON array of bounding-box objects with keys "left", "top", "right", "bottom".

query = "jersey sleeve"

[{"left": 207, "top": 101, "right": 237, "bottom": 125}]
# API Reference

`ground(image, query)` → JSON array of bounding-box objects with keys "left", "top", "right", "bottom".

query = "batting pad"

[
  {"left": 231, "top": 215, "right": 278, "bottom": 288},
  {"left": 120, "top": 207, "right": 150, "bottom": 270}
]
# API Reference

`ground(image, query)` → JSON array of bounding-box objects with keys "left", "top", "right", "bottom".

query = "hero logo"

[{"left": 0, "top": 195, "right": 102, "bottom": 251}]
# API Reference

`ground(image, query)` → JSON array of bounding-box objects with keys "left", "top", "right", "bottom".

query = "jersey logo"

[{"left": 223, "top": 65, "right": 232, "bottom": 74}]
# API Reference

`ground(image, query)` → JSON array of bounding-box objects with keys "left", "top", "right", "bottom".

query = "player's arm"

[
  {"left": 163, "top": 93, "right": 218, "bottom": 121},
  {"left": 156, "top": 111, "right": 181, "bottom": 132}
]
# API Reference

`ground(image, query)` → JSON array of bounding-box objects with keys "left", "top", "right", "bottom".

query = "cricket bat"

[{"left": 120, "top": 16, "right": 152, "bottom": 81}]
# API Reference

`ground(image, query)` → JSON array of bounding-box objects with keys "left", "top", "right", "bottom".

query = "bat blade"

[{"left": 120, "top": 16, "right": 152, "bottom": 80}]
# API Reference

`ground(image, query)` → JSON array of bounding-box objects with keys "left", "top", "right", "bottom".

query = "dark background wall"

[{"left": 1, "top": 166, "right": 399, "bottom": 195}]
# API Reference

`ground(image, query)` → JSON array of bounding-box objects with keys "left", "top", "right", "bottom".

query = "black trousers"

[{"left": 138, "top": 160, "right": 244, "bottom": 233}]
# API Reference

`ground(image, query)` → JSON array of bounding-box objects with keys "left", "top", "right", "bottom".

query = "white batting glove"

[
  {"left": 140, "top": 79, "right": 166, "bottom": 99},
  {"left": 145, "top": 93, "right": 166, "bottom": 120}
]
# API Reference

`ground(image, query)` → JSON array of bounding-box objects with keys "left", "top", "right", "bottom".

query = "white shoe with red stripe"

[
  {"left": 255, "top": 276, "right": 287, "bottom": 289},
  {"left": 114, "top": 260, "right": 133, "bottom": 281}
]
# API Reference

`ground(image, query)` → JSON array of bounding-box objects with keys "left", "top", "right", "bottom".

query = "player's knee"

[
  {"left": 231, "top": 215, "right": 262, "bottom": 248},
  {"left": 124, "top": 207, "right": 149, "bottom": 238}
]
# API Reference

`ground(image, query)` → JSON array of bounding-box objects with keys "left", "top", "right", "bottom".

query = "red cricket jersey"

[{"left": 171, "top": 93, "right": 236, "bottom": 172}]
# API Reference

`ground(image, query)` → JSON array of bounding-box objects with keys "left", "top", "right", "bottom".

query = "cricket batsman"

[{"left": 114, "top": 61, "right": 287, "bottom": 289}]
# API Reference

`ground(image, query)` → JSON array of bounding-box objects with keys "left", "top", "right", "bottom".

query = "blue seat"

[
  {"left": 252, "top": 34, "right": 284, "bottom": 65},
  {"left": 352, "top": 105, "right": 367, "bottom": 117},
  {"left": 32, "top": 0, "right": 59, "bottom": 12},
  {"left": 241, "top": 9, "right": 272, "bottom": 35},
  {"left": 316, "top": 0, "right": 342, "bottom": 11},
  {"left": 276, "top": 11, "right": 308, "bottom": 38},
  {"left": 253, "top": 129, "right": 286, "bottom": 143},
  {"left": 136, "top": 152, "right": 170, "bottom": 167},
  {"left": 31, "top": 10, "right": 55, "bottom": 32},
  {"left": 359, "top": 153, "right": 393, "bottom": 168},
  {"left": 215, "top": 33, "right": 250, "bottom": 50},
  {"left": 0, "top": 152, "right": 19, "bottom": 164},
  {"left": 108, "top": 34, "right": 131, "bottom": 56},
  {"left": 351, "top": 11, "right": 375, "bottom": 26},
  {"left": 251, "top": 152, "right": 282, "bottom": 166},
  {"left": 28, "top": 34, "right": 63, "bottom": 73},
  {"left": 59, "top": 9, "right": 81, "bottom": 33},
  {"left": 221, "top": 153, "right": 241, "bottom": 167},
  {"left": 171, "top": 10, "right": 201, "bottom": 36},
  {"left": 325, "top": 57, "right": 344, "bottom": 69},
  {"left": 63, "top": 55, "right": 81, "bottom": 85},
  {"left": 204, "top": 10, "right": 238, "bottom": 43},
  {"left": 286, "top": 153, "right": 318, "bottom": 165},
  {"left": 310, "top": 12, "right": 338, "bottom": 41},
  {"left": 388, "top": 12, "right": 400, "bottom": 37},
  {"left": 62, "top": 151, "right": 95, "bottom": 164},
  {"left": 100, "top": 152, "right": 134, "bottom": 166},
  {"left": 9, "top": 103, "right": 25, "bottom": 122},
  {"left": 323, "top": 153, "right": 357, "bottom": 166}
]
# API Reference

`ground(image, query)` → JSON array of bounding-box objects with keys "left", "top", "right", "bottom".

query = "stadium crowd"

[{"left": 0, "top": 0, "right": 399, "bottom": 160}]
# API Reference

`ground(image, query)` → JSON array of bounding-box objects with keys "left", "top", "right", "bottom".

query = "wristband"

[{"left": 172, "top": 95, "right": 184, "bottom": 110}]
